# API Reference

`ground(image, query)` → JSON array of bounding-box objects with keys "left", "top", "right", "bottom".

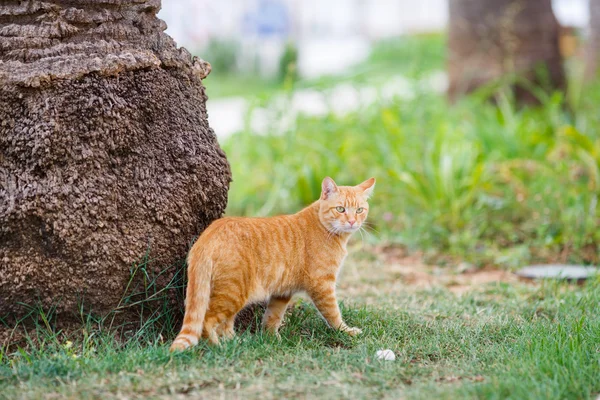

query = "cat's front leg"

[
  {"left": 262, "top": 295, "right": 292, "bottom": 336},
  {"left": 308, "top": 284, "right": 362, "bottom": 336}
]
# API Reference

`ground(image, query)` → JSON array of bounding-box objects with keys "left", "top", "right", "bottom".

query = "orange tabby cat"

[{"left": 170, "top": 177, "right": 375, "bottom": 351}]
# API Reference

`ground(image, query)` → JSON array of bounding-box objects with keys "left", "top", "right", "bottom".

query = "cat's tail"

[{"left": 170, "top": 248, "right": 212, "bottom": 352}]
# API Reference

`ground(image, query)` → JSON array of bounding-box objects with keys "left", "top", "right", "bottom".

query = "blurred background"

[
  {"left": 159, "top": 0, "right": 586, "bottom": 80},
  {"left": 158, "top": 0, "right": 600, "bottom": 268}
]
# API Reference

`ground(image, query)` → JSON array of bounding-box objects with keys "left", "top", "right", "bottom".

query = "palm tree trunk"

[
  {"left": 0, "top": 1, "right": 231, "bottom": 322},
  {"left": 448, "top": 0, "right": 565, "bottom": 104}
]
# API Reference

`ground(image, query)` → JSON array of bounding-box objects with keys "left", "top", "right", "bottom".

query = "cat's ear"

[
  {"left": 356, "top": 178, "right": 376, "bottom": 198},
  {"left": 321, "top": 177, "right": 339, "bottom": 200}
]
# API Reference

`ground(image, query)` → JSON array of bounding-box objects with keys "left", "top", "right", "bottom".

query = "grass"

[{"left": 2, "top": 258, "right": 600, "bottom": 399}]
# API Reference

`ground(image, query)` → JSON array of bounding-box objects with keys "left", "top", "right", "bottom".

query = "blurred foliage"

[
  {"left": 219, "top": 34, "right": 600, "bottom": 267},
  {"left": 367, "top": 33, "right": 445, "bottom": 77},
  {"left": 278, "top": 41, "right": 299, "bottom": 83},
  {"left": 202, "top": 34, "right": 445, "bottom": 98},
  {"left": 201, "top": 39, "right": 240, "bottom": 74}
]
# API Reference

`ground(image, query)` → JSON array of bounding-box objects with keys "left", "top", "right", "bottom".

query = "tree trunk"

[
  {"left": 586, "top": 0, "right": 600, "bottom": 80},
  {"left": 0, "top": 1, "right": 231, "bottom": 321},
  {"left": 447, "top": 0, "right": 565, "bottom": 104}
]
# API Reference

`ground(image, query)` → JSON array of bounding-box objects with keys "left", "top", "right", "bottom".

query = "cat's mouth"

[
  {"left": 329, "top": 223, "right": 361, "bottom": 234},
  {"left": 342, "top": 225, "right": 361, "bottom": 233}
]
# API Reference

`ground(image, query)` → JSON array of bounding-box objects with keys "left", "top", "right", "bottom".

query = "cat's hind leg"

[
  {"left": 203, "top": 313, "right": 228, "bottom": 345},
  {"left": 203, "top": 294, "right": 246, "bottom": 345},
  {"left": 262, "top": 295, "right": 292, "bottom": 336},
  {"left": 216, "top": 317, "right": 236, "bottom": 340}
]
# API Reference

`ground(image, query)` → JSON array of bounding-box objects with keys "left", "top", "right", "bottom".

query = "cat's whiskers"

[
  {"left": 357, "top": 225, "right": 366, "bottom": 248},
  {"left": 328, "top": 225, "right": 343, "bottom": 241},
  {"left": 363, "top": 223, "right": 377, "bottom": 241},
  {"left": 361, "top": 222, "right": 380, "bottom": 235},
  {"left": 359, "top": 225, "right": 377, "bottom": 244},
  {"left": 363, "top": 225, "right": 378, "bottom": 239},
  {"left": 326, "top": 224, "right": 347, "bottom": 241},
  {"left": 325, "top": 226, "right": 336, "bottom": 241}
]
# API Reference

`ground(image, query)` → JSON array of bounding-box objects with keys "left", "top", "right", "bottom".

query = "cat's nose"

[{"left": 348, "top": 220, "right": 356, "bottom": 226}]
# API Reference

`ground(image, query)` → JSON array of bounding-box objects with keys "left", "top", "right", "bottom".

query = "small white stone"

[{"left": 376, "top": 349, "right": 396, "bottom": 361}]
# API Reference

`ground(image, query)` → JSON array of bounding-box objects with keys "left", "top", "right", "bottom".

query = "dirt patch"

[
  {"left": 444, "top": 269, "right": 518, "bottom": 295},
  {"left": 338, "top": 243, "right": 529, "bottom": 301}
]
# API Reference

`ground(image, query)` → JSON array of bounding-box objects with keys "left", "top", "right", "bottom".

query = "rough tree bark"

[
  {"left": 586, "top": 0, "right": 600, "bottom": 80},
  {"left": 0, "top": 1, "right": 231, "bottom": 321},
  {"left": 448, "top": 0, "right": 565, "bottom": 103}
]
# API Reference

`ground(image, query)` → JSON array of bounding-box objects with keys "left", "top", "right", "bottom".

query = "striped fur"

[{"left": 170, "top": 177, "right": 375, "bottom": 351}]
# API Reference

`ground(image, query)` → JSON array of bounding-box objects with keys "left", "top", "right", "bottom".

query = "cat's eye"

[
  {"left": 356, "top": 207, "right": 364, "bottom": 214},
  {"left": 335, "top": 206, "right": 345, "bottom": 213}
]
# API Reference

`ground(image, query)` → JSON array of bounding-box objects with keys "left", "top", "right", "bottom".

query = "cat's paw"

[
  {"left": 169, "top": 342, "right": 188, "bottom": 352},
  {"left": 344, "top": 326, "right": 362, "bottom": 336},
  {"left": 264, "top": 328, "right": 283, "bottom": 340},
  {"left": 221, "top": 330, "right": 236, "bottom": 340}
]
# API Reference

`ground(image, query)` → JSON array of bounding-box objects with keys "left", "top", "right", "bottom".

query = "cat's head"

[{"left": 318, "top": 177, "right": 375, "bottom": 234}]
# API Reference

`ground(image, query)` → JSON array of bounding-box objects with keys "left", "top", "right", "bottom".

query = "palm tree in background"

[
  {"left": 447, "top": 0, "right": 565, "bottom": 104},
  {"left": 586, "top": 0, "right": 600, "bottom": 79}
]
